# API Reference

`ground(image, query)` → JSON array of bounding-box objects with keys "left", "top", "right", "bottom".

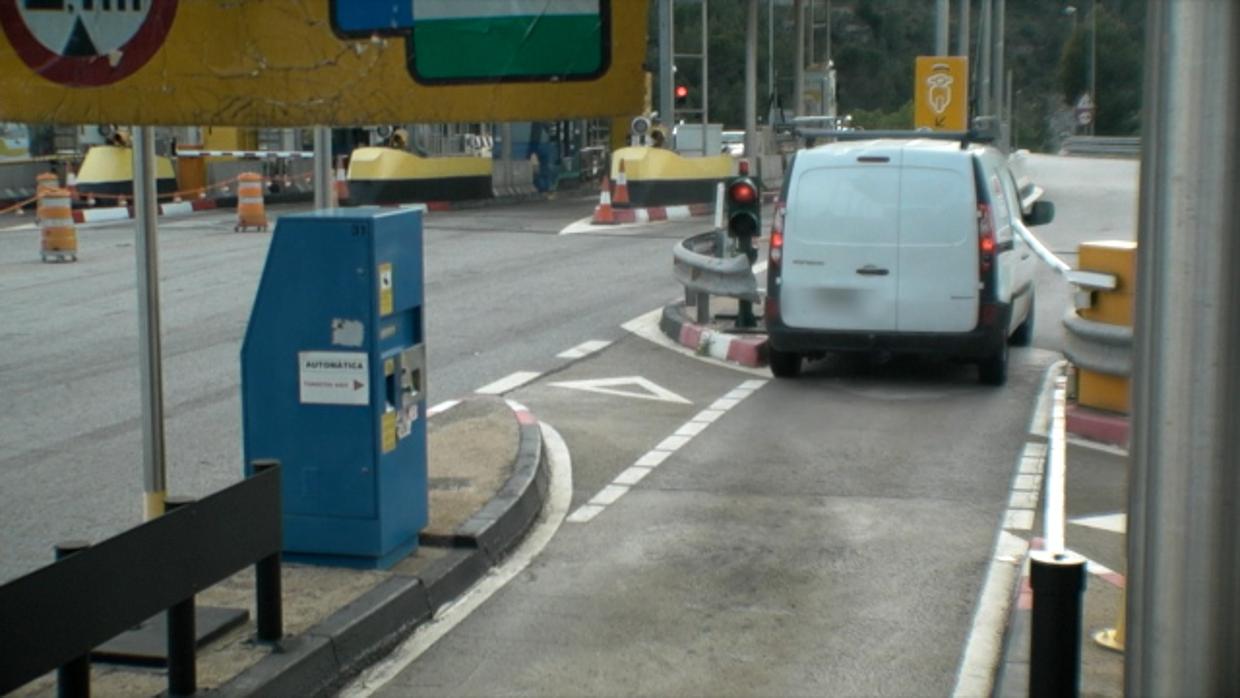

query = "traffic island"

[
  {"left": 8, "top": 397, "right": 548, "bottom": 698},
  {"left": 659, "top": 298, "right": 768, "bottom": 369}
]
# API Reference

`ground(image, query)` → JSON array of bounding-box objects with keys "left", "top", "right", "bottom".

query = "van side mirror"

[{"left": 1024, "top": 200, "right": 1055, "bottom": 226}]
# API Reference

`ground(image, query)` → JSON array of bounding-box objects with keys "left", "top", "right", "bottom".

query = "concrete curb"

[
  {"left": 216, "top": 401, "right": 547, "bottom": 698},
  {"left": 658, "top": 302, "right": 769, "bottom": 368},
  {"left": 594, "top": 202, "right": 713, "bottom": 225}
]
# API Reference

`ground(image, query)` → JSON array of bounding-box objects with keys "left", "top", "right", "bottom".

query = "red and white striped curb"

[
  {"left": 72, "top": 199, "right": 219, "bottom": 224},
  {"left": 595, "top": 202, "right": 713, "bottom": 225},
  {"left": 678, "top": 323, "right": 767, "bottom": 366}
]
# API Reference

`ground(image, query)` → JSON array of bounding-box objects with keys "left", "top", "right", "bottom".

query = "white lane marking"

[
  {"left": 952, "top": 360, "right": 1066, "bottom": 698},
  {"left": 1009, "top": 491, "right": 1038, "bottom": 509},
  {"left": 427, "top": 400, "right": 460, "bottom": 417},
  {"left": 952, "top": 531, "right": 1030, "bottom": 698},
  {"left": 549, "top": 376, "right": 692, "bottom": 405},
  {"left": 338, "top": 421, "right": 573, "bottom": 698},
  {"left": 567, "top": 379, "right": 769, "bottom": 525},
  {"left": 589, "top": 484, "right": 629, "bottom": 506},
  {"left": 1066, "top": 436, "right": 1129, "bottom": 457},
  {"left": 475, "top": 371, "right": 541, "bottom": 395},
  {"left": 556, "top": 339, "right": 612, "bottom": 360},
  {"left": 634, "top": 450, "right": 671, "bottom": 467},
  {"left": 710, "top": 398, "right": 740, "bottom": 410},
  {"left": 723, "top": 389, "right": 754, "bottom": 400},
  {"left": 620, "top": 307, "right": 770, "bottom": 378},
  {"left": 613, "top": 466, "right": 654, "bottom": 486},
  {"left": 566, "top": 504, "right": 604, "bottom": 523},
  {"left": 1070, "top": 513, "right": 1127, "bottom": 534}
]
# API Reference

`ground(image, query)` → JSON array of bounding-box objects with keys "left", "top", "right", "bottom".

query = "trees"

[{"left": 1057, "top": 4, "right": 1143, "bottom": 135}]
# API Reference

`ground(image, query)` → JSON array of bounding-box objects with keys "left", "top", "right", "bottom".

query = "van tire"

[
  {"left": 978, "top": 343, "right": 1009, "bottom": 386},
  {"left": 769, "top": 347, "right": 803, "bottom": 378},
  {"left": 1010, "top": 296, "right": 1034, "bottom": 347}
]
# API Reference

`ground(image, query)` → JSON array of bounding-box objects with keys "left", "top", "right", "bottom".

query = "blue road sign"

[{"left": 331, "top": 0, "right": 413, "bottom": 36}]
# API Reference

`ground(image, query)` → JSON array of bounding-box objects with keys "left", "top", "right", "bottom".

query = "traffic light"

[
  {"left": 726, "top": 173, "right": 761, "bottom": 244},
  {"left": 675, "top": 84, "right": 689, "bottom": 105}
]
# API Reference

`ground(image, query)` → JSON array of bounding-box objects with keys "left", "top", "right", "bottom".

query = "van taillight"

[
  {"left": 769, "top": 204, "right": 785, "bottom": 266},
  {"left": 977, "top": 203, "right": 996, "bottom": 273}
]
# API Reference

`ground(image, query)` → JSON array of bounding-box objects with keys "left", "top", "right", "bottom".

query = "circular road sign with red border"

[{"left": 0, "top": 1, "right": 178, "bottom": 87}]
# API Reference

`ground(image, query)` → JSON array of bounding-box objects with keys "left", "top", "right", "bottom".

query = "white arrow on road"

[
  {"left": 1070, "top": 513, "right": 1127, "bottom": 534},
  {"left": 549, "top": 376, "right": 692, "bottom": 404}
]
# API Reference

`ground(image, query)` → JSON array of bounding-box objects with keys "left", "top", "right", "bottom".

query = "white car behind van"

[{"left": 764, "top": 138, "right": 1054, "bottom": 385}]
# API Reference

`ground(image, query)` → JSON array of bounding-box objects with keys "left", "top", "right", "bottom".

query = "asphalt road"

[{"left": 0, "top": 154, "right": 1137, "bottom": 693}]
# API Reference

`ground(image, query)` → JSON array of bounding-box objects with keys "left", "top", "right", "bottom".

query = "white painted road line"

[
  {"left": 620, "top": 307, "right": 770, "bottom": 378},
  {"left": 338, "top": 421, "right": 573, "bottom": 698},
  {"left": 1070, "top": 512, "right": 1127, "bottom": 534},
  {"left": 427, "top": 400, "right": 461, "bottom": 417},
  {"left": 567, "top": 379, "right": 769, "bottom": 525},
  {"left": 556, "top": 339, "right": 612, "bottom": 360},
  {"left": 475, "top": 371, "right": 541, "bottom": 395}
]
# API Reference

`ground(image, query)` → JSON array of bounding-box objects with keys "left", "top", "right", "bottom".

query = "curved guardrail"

[
  {"left": 672, "top": 230, "right": 760, "bottom": 303},
  {"left": 1062, "top": 309, "right": 1132, "bottom": 377},
  {"left": 1060, "top": 136, "right": 1141, "bottom": 158}
]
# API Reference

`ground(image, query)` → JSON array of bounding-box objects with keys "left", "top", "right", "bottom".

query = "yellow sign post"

[
  {"left": 914, "top": 56, "right": 969, "bottom": 131},
  {"left": 0, "top": 1, "right": 648, "bottom": 126}
]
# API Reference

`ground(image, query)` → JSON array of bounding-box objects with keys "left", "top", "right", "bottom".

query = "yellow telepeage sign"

[
  {"left": 915, "top": 56, "right": 969, "bottom": 132},
  {"left": 0, "top": 0, "right": 648, "bottom": 126}
]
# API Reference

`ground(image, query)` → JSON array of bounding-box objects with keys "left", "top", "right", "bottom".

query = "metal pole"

[
  {"left": 794, "top": 0, "right": 805, "bottom": 117},
  {"left": 957, "top": 0, "right": 970, "bottom": 58},
  {"left": 702, "top": 0, "right": 710, "bottom": 156},
  {"left": 993, "top": 0, "right": 1005, "bottom": 133},
  {"left": 807, "top": 0, "right": 814, "bottom": 66},
  {"left": 1128, "top": 0, "right": 1240, "bottom": 694},
  {"left": 767, "top": 0, "right": 775, "bottom": 126},
  {"left": 935, "top": 0, "right": 949, "bottom": 56},
  {"left": 165, "top": 497, "right": 196, "bottom": 697},
  {"left": 312, "top": 126, "right": 333, "bottom": 209},
  {"left": 744, "top": 0, "right": 758, "bottom": 159},
  {"left": 1089, "top": 0, "right": 1097, "bottom": 135},
  {"left": 501, "top": 123, "right": 513, "bottom": 194},
  {"left": 55, "top": 541, "right": 91, "bottom": 698},
  {"left": 133, "top": 126, "right": 166, "bottom": 521},
  {"left": 659, "top": 0, "right": 674, "bottom": 123},
  {"left": 978, "top": 0, "right": 991, "bottom": 117}
]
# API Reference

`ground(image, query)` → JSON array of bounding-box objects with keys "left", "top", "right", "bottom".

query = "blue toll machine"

[{"left": 241, "top": 208, "right": 427, "bottom": 568}]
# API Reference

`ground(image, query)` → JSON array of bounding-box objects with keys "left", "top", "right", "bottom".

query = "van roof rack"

[{"left": 795, "top": 128, "right": 996, "bottom": 149}]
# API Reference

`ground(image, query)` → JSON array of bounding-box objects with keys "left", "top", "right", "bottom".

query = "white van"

[{"left": 764, "top": 138, "right": 1054, "bottom": 384}]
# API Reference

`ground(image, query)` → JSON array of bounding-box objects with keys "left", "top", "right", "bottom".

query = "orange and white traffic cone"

[
  {"left": 39, "top": 187, "right": 77, "bottom": 263},
  {"left": 235, "top": 172, "right": 268, "bottom": 232},
  {"left": 334, "top": 155, "right": 350, "bottom": 205},
  {"left": 613, "top": 160, "right": 631, "bottom": 208},
  {"left": 592, "top": 175, "right": 616, "bottom": 225}
]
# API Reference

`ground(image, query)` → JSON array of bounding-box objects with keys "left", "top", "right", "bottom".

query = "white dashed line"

[
  {"left": 475, "top": 371, "right": 541, "bottom": 395},
  {"left": 557, "top": 340, "right": 612, "bottom": 360},
  {"left": 427, "top": 400, "right": 461, "bottom": 417},
  {"left": 567, "top": 379, "right": 770, "bottom": 524}
]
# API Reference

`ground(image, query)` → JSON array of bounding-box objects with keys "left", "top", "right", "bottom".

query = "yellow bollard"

[
  {"left": 1076, "top": 241, "right": 1137, "bottom": 413},
  {"left": 39, "top": 187, "right": 78, "bottom": 263},
  {"left": 235, "top": 172, "right": 268, "bottom": 232}
]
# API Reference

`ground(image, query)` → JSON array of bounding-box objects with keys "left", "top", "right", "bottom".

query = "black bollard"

[
  {"left": 251, "top": 460, "right": 284, "bottom": 643},
  {"left": 164, "top": 497, "right": 197, "bottom": 697},
  {"left": 1029, "top": 550, "right": 1088, "bottom": 698}
]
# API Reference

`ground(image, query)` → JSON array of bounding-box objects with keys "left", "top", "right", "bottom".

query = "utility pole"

[
  {"left": 935, "top": 0, "right": 949, "bottom": 56},
  {"left": 1128, "top": 0, "right": 1240, "bottom": 694},
  {"left": 767, "top": 0, "right": 775, "bottom": 125},
  {"left": 1089, "top": 0, "right": 1097, "bottom": 135},
  {"left": 794, "top": 0, "right": 805, "bottom": 117},
  {"left": 957, "top": 0, "right": 970, "bottom": 58},
  {"left": 993, "top": 0, "right": 1005, "bottom": 143},
  {"left": 978, "top": 0, "right": 991, "bottom": 117},
  {"left": 659, "top": 0, "right": 673, "bottom": 124},
  {"left": 744, "top": 0, "right": 758, "bottom": 158}
]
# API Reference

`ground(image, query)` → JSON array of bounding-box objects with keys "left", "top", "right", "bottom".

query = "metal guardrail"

[
  {"left": 0, "top": 462, "right": 284, "bottom": 697},
  {"left": 1060, "top": 136, "right": 1141, "bottom": 158},
  {"left": 673, "top": 229, "right": 760, "bottom": 302}
]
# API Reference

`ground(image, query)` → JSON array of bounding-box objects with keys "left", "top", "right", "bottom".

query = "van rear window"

[{"left": 791, "top": 166, "right": 900, "bottom": 246}]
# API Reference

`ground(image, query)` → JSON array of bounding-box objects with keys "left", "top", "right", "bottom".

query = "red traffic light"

[
  {"left": 729, "top": 181, "right": 757, "bottom": 204},
  {"left": 675, "top": 85, "right": 689, "bottom": 99}
]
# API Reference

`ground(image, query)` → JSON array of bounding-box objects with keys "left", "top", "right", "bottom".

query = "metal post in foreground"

[
  {"left": 743, "top": 0, "right": 758, "bottom": 159},
  {"left": 658, "top": 0, "right": 673, "bottom": 124},
  {"left": 992, "top": 0, "right": 1006, "bottom": 137},
  {"left": 133, "top": 126, "right": 167, "bottom": 521},
  {"left": 1128, "top": 0, "right": 1240, "bottom": 694},
  {"left": 935, "top": 0, "right": 949, "bottom": 56},
  {"left": 164, "top": 497, "right": 196, "bottom": 697},
  {"left": 978, "top": 0, "right": 991, "bottom": 117},
  {"left": 794, "top": 0, "right": 805, "bottom": 117},
  {"left": 1029, "top": 550, "right": 1087, "bottom": 698},
  {"left": 55, "top": 541, "right": 91, "bottom": 698},
  {"left": 957, "top": 0, "right": 970, "bottom": 58},
  {"left": 252, "top": 460, "right": 284, "bottom": 643},
  {"left": 313, "top": 126, "right": 333, "bottom": 209}
]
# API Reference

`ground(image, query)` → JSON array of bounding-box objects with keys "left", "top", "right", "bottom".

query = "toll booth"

[{"left": 241, "top": 208, "right": 427, "bottom": 568}]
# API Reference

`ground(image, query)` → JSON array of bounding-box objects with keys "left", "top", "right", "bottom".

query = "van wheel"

[
  {"left": 1010, "top": 297, "right": 1035, "bottom": 347},
  {"left": 769, "top": 347, "right": 803, "bottom": 378},
  {"left": 978, "top": 343, "right": 1009, "bottom": 386}
]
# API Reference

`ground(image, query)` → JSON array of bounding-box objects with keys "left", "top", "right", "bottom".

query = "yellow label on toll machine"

[
  {"left": 381, "top": 411, "right": 397, "bottom": 454},
  {"left": 915, "top": 57, "right": 969, "bottom": 131},
  {"left": 378, "top": 263, "right": 393, "bottom": 317}
]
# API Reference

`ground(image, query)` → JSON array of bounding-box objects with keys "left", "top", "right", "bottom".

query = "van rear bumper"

[{"left": 767, "top": 307, "right": 1011, "bottom": 358}]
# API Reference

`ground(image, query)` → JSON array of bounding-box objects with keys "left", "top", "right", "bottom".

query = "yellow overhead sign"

[
  {"left": 915, "top": 56, "right": 969, "bottom": 131},
  {"left": 0, "top": 0, "right": 648, "bottom": 126}
]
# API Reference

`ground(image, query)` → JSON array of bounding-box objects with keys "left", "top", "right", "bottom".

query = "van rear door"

[
  {"left": 781, "top": 152, "right": 901, "bottom": 332},
  {"left": 894, "top": 149, "right": 979, "bottom": 332}
]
